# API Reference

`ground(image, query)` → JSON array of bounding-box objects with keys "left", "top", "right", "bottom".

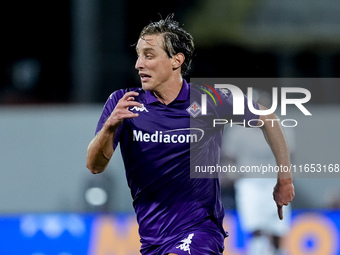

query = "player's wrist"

[
  {"left": 276, "top": 176, "right": 293, "bottom": 185},
  {"left": 103, "top": 119, "right": 120, "bottom": 134}
]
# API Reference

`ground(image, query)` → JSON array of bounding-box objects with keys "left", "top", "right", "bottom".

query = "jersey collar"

[{"left": 145, "top": 79, "right": 189, "bottom": 104}]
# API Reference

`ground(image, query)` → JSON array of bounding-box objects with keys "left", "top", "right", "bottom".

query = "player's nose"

[{"left": 135, "top": 56, "right": 144, "bottom": 70}]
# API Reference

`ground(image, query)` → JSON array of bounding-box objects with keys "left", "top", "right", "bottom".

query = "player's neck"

[{"left": 153, "top": 76, "right": 183, "bottom": 105}]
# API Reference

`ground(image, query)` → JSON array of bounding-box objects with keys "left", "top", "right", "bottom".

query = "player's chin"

[{"left": 141, "top": 82, "right": 154, "bottom": 91}]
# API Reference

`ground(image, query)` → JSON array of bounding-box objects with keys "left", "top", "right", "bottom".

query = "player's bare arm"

[
  {"left": 86, "top": 91, "right": 142, "bottom": 174},
  {"left": 257, "top": 104, "right": 295, "bottom": 220}
]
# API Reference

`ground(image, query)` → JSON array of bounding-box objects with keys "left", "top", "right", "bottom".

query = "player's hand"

[
  {"left": 105, "top": 91, "right": 142, "bottom": 130},
  {"left": 273, "top": 179, "right": 295, "bottom": 220}
]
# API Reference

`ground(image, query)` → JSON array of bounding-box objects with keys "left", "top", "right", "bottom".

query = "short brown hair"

[{"left": 139, "top": 14, "right": 195, "bottom": 76}]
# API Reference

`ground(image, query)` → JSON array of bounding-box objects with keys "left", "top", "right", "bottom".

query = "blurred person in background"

[
  {"left": 222, "top": 89, "right": 295, "bottom": 255},
  {"left": 86, "top": 14, "right": 294, "bottom": 255}
]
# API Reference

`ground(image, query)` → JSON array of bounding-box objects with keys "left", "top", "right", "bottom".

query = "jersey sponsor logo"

[
  {"left": 132, "top": 128, "right": 204, "bottom": 143},
  {"left": 176, "top": 233, "right": 194, "bottom": 254},
  {"left": 130, "top": 104, "right": 149, "bottom": 112}
]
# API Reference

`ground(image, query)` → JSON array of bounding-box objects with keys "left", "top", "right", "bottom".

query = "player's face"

[{"left": 135, "top": 34, "right": 176, "bottom": 91}]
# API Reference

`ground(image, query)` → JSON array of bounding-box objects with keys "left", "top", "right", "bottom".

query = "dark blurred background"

[{"left": 2, "top": 0, "right": 340, "bottom": 104}]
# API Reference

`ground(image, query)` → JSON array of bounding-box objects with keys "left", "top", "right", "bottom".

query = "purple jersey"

[{"left": 95, "top": 79, "right": 259, "bottom": 246}]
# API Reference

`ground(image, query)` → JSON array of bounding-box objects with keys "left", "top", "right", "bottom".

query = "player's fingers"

[
  {"left": 120, "top": 112, "right": 139, "bottom": 119},
  {"left": 119, "top": 93, "right": 142, "bottom": 108},
  {"left": 124, "top": 101, "right": 143, "bottom": 108},
  {"left": 117, "top": 99, "right": 142, "bottom": 110},
  {"left": 122, "top": 91, "right": 139, "bottom": 100},
  {"left": 277, "top": 205, "right": 283, "bottom": 220},
  {"left": 113, "top": 108, "right": 139, "bottom": 119}
]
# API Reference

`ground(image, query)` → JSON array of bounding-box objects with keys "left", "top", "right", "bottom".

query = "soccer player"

[{"left": 86, "top": 14, "right": 294, "bottom": 255}]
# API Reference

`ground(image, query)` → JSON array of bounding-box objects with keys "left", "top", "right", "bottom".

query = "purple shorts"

[{"left": 140, "top": 219, "right": 226, "bottom": 255}]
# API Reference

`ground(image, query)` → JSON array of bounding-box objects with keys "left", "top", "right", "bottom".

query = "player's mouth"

[{"left": 139, "top": 73, "right": 151, "bottom": 82}]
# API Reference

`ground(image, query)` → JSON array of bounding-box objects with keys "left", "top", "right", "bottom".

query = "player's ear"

[{"left": 172, "top": 53, "right": 185, "bottom": 71}]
